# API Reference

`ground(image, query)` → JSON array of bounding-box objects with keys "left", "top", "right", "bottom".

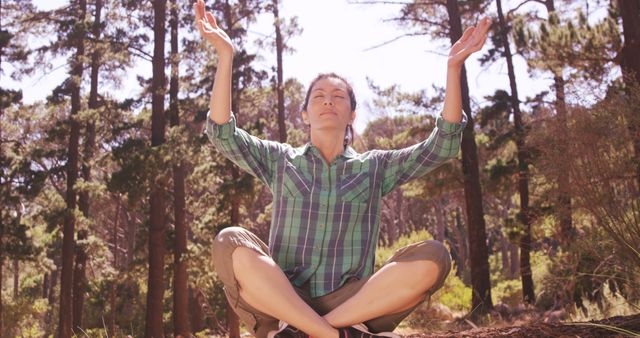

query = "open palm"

[
  {"left": 448, "top": 18, "right": 491, "bottom": 68},
  {"left": 194, "top": 0, "right": 233, "bottom": 55}
]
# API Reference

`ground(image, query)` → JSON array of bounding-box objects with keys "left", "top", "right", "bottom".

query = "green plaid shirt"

[{"left": 206, "top": 112, "right": 466, "bottom": 297}]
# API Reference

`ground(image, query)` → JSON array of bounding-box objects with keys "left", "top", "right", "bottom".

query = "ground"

[{"left": 400, "top": 314, "right": 640, "bottom": 337}]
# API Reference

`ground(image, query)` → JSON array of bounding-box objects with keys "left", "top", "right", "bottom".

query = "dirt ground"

[{"left": 402, "top": 314, "right": 640, "bottom": 337}]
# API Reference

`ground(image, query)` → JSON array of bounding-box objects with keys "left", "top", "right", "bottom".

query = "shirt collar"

[{"left": 301, "top": 142, "right": 358, "bottom": 159}]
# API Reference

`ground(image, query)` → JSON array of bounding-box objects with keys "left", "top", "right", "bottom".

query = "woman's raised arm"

[
  {"left": 194, "top": 0, "right": 234, "bottom": 125},
  {"left": 441, "top": 17, "right": 491, "bottom": 124}
]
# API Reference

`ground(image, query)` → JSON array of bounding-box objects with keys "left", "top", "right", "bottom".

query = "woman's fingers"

[
  {"left": 194, "top": 1, "right": 205, "bottom": 32},
  {"left": 458, "top": 27, "right": 475, "bottom": 45},
  {"left": 198, "top": 0, "right": 206, "bottom": 18},
  {"left": 205, "top": 11, "right": 218, "bottom": 29},
  {"left": 465, "top": 19, "right": 490, "bottom": 49},
  {"left": 200, "top": 18, "right": 214, "bottom": 33}
]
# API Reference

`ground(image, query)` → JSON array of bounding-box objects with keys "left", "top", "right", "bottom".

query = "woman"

[{"left": 194, "top": 1, "right": 490, "bottom": 337}]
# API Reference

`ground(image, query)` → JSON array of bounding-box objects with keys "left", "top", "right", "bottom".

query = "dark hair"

[{"left": 302, "top": 73, "right": 357, "bottom": 147}]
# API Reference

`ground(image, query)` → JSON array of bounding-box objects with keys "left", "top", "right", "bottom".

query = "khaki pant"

[{"left": 212, "top": 227, "right": 451, "bottom": 337}]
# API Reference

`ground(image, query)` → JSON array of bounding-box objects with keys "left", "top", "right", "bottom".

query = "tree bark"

[
  {"left": 272, "top": 0, "right": 287, "bottom": 143},
  {"left": 109, "top": 201, "right": 120, "bottom": 338},
  {"left": 445, "top": 0, "right": 493, "bottom": 316},
  {"left": 190, "top": 287, "right": 205, "bottom": 333},
  {"left": 170, "top": 0, "right": 190, "bottom": 336},
  {"left": 145, "top": 0, "right": 167, "bottom": 336},
  {"left": 617, "top": 0, "right": 640, "bottom": 188},
  {"left": 43, "top": 272, "right": 49, "bottom": 299},
  {"left": 59, "top": 1, "right": 87, "bottom": 336},
  {"left": 13, "top": 259, "right": 18, "bottom": 298},
  {"left": 497, "top": 0, "right": 535, "bottom": 304}
]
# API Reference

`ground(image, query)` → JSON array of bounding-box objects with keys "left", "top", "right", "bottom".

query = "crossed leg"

[
  {"left": 212, "top": 227, "right": 451, "bottom": 338},
  {"left": 322, "top": 259, "right": 440, "bottom": 328}
]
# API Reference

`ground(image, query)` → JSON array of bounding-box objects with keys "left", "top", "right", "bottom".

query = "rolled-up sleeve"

[
  {"left": 380, "top": 113, "right": 467, "bottom": 196},
  {"left": 205, "top": 112, "right": 284, "bottom": 187}
]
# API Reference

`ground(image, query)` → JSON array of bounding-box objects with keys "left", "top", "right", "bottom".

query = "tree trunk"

[
  {"left": 272, "top": 0, "right": 287, "bottom": 143},
  {"left": 13, "top": 259, "right": 18, "bottom": 298},
  {"left": 43, "top": 272, "right": 49, "bottom": 299},
  {"left": 496, "top": 0, "right": 535, "bottom": 304},
  {"left": 454, "top": 208, "right": 470, "bottom": 284},
  {"left": 145, "top": 0, "right": 167, "bottom": 336},
  {"left": 553, "top": 73, "right": 573, "bottom": 245},
  {"left": 125, "top": 208, "right": 136, "bottom": 267},
  {"left": 540, "top": 0, "right": 573, "bottom": 249},
  {"left": 445, "top": 0, "right": 493, "bottom": 316},
  {"left": 170, "top": 0, "right": 190, "bottom": 336},
  {"left": 72, "top": 229, "right": 87, "bottom": 331},
  {"left": 618, "top": 0, "right": 640, "bottom": 86},
  {"left": 59, "top": 1, "right": 87, "bottom": 336},
  {"left": 72, "top": 0, "right": 102, "bottom": 330},
  {"left": 190, "top": 287, "right": 205, "bottom": 333},
  {"left": 109, "top": 202, "right": 120, "bottom": 338},
  {"left": 617, "top": 0, "right": 640, "bottom": 188}
]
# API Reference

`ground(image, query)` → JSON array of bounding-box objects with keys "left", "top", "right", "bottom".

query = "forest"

[{"left": 1, "top": 0, "right": 639, "bottom": 337}]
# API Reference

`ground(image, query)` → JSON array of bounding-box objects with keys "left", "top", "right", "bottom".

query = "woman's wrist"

[
  {"left": 216, "top": 48, "right": 234, "bottom": 61},
  {"left": 446, "top": 62, "right": 463, "bottom": 73}
]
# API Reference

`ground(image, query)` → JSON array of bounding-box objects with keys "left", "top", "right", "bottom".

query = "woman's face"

[{"left": 302, "top": 77, "right": 356, "bottom": 132}]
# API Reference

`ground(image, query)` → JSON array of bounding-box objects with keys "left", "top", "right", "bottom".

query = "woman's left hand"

[{"left": 448, "top": 17, "right": 491, "bottom": 69}]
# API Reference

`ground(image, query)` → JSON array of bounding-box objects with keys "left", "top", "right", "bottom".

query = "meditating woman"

[{"left": 194, "top": 0, "right": 490, "bottom": 337}]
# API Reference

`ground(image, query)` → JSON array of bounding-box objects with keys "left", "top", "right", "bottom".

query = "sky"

[{"left": 12, "top": 0, "right": 553, "bottom": 132}]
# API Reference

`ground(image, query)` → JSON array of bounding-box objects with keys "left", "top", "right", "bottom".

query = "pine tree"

[
  {"left": 145, "top": 0, "right": 167, "bottom": 336},
  {"left": 59, "top": 1, "right": 87, "bottom": 336},
  {"left": 444, "top": 0, "right": 493, "bottom": 315},
  {"left": 495, "top": 0, "right": 534, "bottom": 305},
  {"left": 72, "top": 0, "right": 104, "bottom": 329}
]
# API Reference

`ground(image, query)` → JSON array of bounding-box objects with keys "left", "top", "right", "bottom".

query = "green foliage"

[
  {"left": 513, "top": 5, "right": 621, "bottom": 80},
  {"left": 375, "top": 230, "right": 472, "bottom": 313},
  {"left": 433, "top": 273, "right": 473, "bottom": 313},
  {"left": 375, "top": 229, "right": 433, "bottom": 270},
  {"left": 537, "top": 225, "right": 639, "bottom": 315},
  {"left": 2, "top": 297, "right": 47, "bottom": 337},
  {"left": 492, "top": 279, "right": 522, "bottom": 307}
]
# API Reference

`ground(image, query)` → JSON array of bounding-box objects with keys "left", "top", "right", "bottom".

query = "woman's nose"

[{"left": 323, "top": 99, "right": 334, "bottom": 106}]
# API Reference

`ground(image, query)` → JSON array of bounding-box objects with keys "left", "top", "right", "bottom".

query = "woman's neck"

[{"left": 309, "top": 128, "right": 346, "bottom": 165}]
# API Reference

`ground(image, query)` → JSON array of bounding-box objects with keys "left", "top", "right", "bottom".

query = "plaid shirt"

[{"left": 206, "top": 112, "right": 467, "bottom": 297}]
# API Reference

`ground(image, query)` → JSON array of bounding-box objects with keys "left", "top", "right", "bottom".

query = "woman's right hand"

[{"left": 193, "top": 0, "right": 234, "bottom": 57}]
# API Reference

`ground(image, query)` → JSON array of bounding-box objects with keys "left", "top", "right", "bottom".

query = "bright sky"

[{"left": 13, "top": 0, "right": 552, "bottom": 132}]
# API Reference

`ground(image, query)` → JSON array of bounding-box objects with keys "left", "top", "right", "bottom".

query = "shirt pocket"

[
  {"left": 338, "top": 172, "right": 371, "bottom": 203},
  {"left": 282, "top": 163, "right": 312, "bottom": 198}
]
